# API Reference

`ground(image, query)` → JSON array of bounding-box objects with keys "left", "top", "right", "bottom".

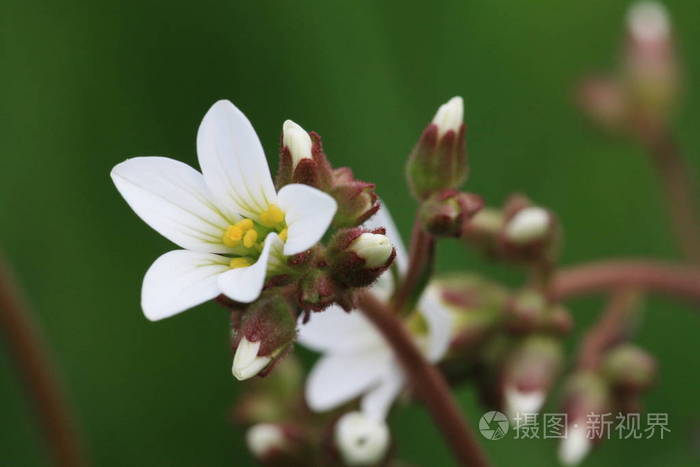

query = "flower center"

[{"left": 221, "top": 204, "right": 288, "bottom": 269}]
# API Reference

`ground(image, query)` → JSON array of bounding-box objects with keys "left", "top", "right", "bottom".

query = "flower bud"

[
  {"left": 335, "top": 411, "right": 390, "bottom": 466},
  {"left": 232, "top": 294, "right": 297, "bottom": 380},
  {"left": 602, "top": 344, "right": 656, "bottom": 391},
  {"left": 246, "top": 423, "right": 287, "bottom": 461},
  {"left": 328, "top": 228, "right": 395, "bottom": 288},
  {"left": 504, "top": 207, "right": 551, "bottom": 245},
  {"left": 559, "top": 424, "right": 591, "bottom": 467},
  {"left": 276, "top": 125, "right": 333, "bottom": 189},
  {"left": 502, "top": 335, "right": 563, "bottom": 417},
  {"left": 419, "top": 189, "right": 483, "bottom": 237},
  {"left": 329, "top": 167, "right": 380, "bottom": 228},
  {"left": 283, "top": 120, "right": 313, "bottom": 168},
  {"left": 406, "top": 96, "right": 467, "bottom": 200}
]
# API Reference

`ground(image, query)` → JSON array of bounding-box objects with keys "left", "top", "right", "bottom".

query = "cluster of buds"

[
  {"left": 277, "top": 120, "right": 379, "bottom": 228},
  {"left": 578, "top": 1, "right": 680, "bottom": 138}
]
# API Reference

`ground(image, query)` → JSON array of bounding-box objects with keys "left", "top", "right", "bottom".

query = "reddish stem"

[
  {"left": 552, "top": 260, "right": 700, "bottom": 306},
  {"left": 358, "top": 290, "right": 489, "bottom": 467},
  {"left": 391, "top": 216, "right": 435, "bottom": 312},
  {"left": 0, "top": 255, "right": 87, "bottom": 467}
]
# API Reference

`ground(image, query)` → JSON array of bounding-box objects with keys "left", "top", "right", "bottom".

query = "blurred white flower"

[
  {"left": 111, "top": 100, "right": 336, "bottom": 320},
  {"left": 335, "top": 411, "right": 390, "bottom": 466},
  {"left": 504, "top": 386, "right": 546, "bottom": 419},
  {"left": 558, "top": 425, "right": 591, "bottom": 466},
  {"left": 627, "top": 1, "right": 670, "bottom": 43},
  {"left": 297, "top": 203, "right": 452, "bottom": 419},
  {"left": 504, "top": 206, "right": 550, "bottom": 244},
  {"left": 246, "top": 423, "right": 286, "bottom": 459}
]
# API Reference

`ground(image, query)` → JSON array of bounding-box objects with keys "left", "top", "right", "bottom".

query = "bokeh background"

[{"left": 2, "top": 0, "right": 700, "bottom": 465}]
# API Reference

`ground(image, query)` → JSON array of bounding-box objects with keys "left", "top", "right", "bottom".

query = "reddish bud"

[
  {"left": 419, "top": 189, "right": 483, "bottom": 237},
  {"left": 327, "top": 227, "right": 395, "bottom": 288}
]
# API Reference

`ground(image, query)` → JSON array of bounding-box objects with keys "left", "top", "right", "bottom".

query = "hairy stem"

[
  {"left": 358, "top": 290, "right": 489, "bottom": 467},
  {"left": 645, "top": 131, "right": 700, "bottom": 264},
  {"left": 578, "top": 289, "right": 642, "bottom": 370},
  {"left": 391, "top": 216, "right": 435, "bottom": 313},
  {"left": 0, "top": 255, "right": 87, "bottom": 467},
  {"left": 552, "top": 259, "right": 700, "bottom": 306}
]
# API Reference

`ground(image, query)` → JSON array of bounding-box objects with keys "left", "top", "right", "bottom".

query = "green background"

[{"left": 1, "top": 0, "right": 699, "bottom": 465}]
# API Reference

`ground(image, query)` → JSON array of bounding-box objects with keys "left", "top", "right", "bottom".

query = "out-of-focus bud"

[
  {"left": 328, "top": 228, "right": 395, "bottom": 288},
  {"left": 232, "top": 295, "right": 297, "bottom": 380},
  {"left": 330, "top": 167, "right": 380, "bottom": 228},
  {"left": 504, "top": 207, "right": 551, "bottom": 245},
  {"left": 276, "top": 124, "right": 333, "bottom": 189},
  {"left": 623, "top": 1, "right": 679, "bottom": 130},
  {"left": 419, "top": 189, "right": 483, "bottom": 237},
  {"left": 577, "top": 77, "right": 627, "bottom": 132},
  {"left": 335, "top": 411, "right": 390, "bottom": 466},
  {"left": 506, "top": 289, "right": 547, "bottom": 334},
  {"left": 406, "top": 96, "right": 467, "bottom": 200},
  {"left": 558, "top": 371, "right": 611, "bottom": 466},
  {"left": 246, "top": 423, "right": 288, "bottom": 461},
  {"left": 602, "top": 344, "right": 656, "bottom": 391},
  {"left": 502, "top": 335, "right": 563, "bottom": 417}
]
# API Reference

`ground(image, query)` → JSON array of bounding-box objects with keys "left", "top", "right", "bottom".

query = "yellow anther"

[
  {"left": 278, "top": 228, "right": 288, "bottom": 242},
  {"left": 229, "top": 257, "right": 253, "bottom": 269},
  {"left": 259, "top": 204, "right": 285, "bottom": 227},
  {"left": 222, "top": 225, "right": 243, "bottom": 247},
  {"left": 243, "top": 229, "right": 258, "bottom": 248},
  {"left": 235, "top": 218, "right": 254, "bottom": 231}
]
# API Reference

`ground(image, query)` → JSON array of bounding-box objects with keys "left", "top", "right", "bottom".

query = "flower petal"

[
  {"left": 364, "top": 200, "right": 408, "bottom": 274},
  {"left": 360, "top": 368, "right": 404, "bottom": 420},
  {"left": 111, "top": 157, "right": 234, "bottom": 253},
  {"left": 196, "top": 100, "right": 277, "bottom": 220},
  {"left": 277, "top": 184, "right": 337, "bottom": 255},
  {"left": 141, "top": 250, "right": 229, "bottom": 321},
  {"left": 305, "top": 349, "right": 394, "bottom": 412},
  {"left": 297, "top": 305, "right": 385, "bottom": 354},
  {"left": 418, "top": 285, "right": 454, "bottom": 362},
  {"left": 217, "top": 233, "right": 282, "bottom": 303}
]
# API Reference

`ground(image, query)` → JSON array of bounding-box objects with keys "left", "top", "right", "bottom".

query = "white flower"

[
  {"left": 246, "top": 423, "right": 286, "bottom": 459},
  {"left": 627, "top": 1, "right": 670, "bottom": 43},
  {"left": 335, "top": 411, "right": 390, "bottom": 466},
  {"left": 111, "top": 100, "right": 337, "bottom": 321},
  {"left": 504, "top": 386, "right": 546, "bottom": 419},
  {"left": 282, "top": 119, "right": 313, "bottom": 169},
  {"left": 504, "top": 206, "right": 550, "bottom": 244},
  {"left": 349, "top": 232, "right": 393, "bottom": 268},
  {"left": 297, "top": 203, "right": 452, "bottom": 419},
  {"left": 432, "top": 96, "right": 464, "bottom": 138},
  {"left": 232, "top": 337, "right": 272, "bottom": 381},
  {"left": 558, "top": 425, "right": 591, "bottom": 466}
]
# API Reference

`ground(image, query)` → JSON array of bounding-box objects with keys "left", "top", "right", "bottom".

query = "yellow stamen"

[
  {"left": 243, "top": 229, "right": 258, "bottom": 248},
  {"left": 222, "top": 225, "right": 244, "bottom": 247},
  {"left": 235, "top": 218, "right": 254, "bottom": 231},
  {"left": 259, "top": 204, "right": 285, "bottom": 227},
  {"left": 278, "top": 228, "right": 288, "bottom": 242},
  {"left": 229, "top": 257, "right": 253, "bottom": 269}
]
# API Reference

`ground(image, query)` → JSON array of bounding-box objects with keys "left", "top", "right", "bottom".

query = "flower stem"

[
  {"left": 358, "top": 290, "right": 489, "bottom": 467},
  {"left": 552, "top": 259, "right": 700, "bottom": 305},
  {"left": 0, "top": 254, "right": 87, "bottom": 467},
  {"left": 391, "top": 216, "right": 435, "bottom": 313},
  {"left": 644, "top": 131, "right": 700, "bottom": 264},
  {"left": 577, "top": 289, "right": 642, "bottom": 370}
]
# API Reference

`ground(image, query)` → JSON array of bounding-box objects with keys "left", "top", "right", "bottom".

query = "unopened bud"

[
  {"left": 432, "top": 96, "right": 464, "bottom": 138},
  {"left": 419, "top": 189, "right": 483, "bottom": 237},
  {"left": 602, "top": 344, "right": 656, "bottom": 391},
  {"left": 504, "top": 207, "right": 551, "bottom": 245},
  {"left": 577, "top": 77, "right": 627, "bottom": 132},
  {"left": 232, "top": 295, "right": 297, "bottom": 380},
  {"left": 559, "top": 424, "right": 592, "bottom": 466},
  {"left": 406, "top": 97, "right": 467, "bottom": 200},
  {"left": 627, "top": 1, "right": 669, "bottom": 44},
  {"left": 330, "top": 167, "right": 380, "bottom": 228},
  {"left": 329, "top": 228, "right": 395, "bottom": 287},
  {"left": 505, "top": 387, "right": 546, "bottom": 418},
  {"left": 335, "top": 411, "right": 390, "bottom": 466},
  {"left": 246, "top": 423, "right": 287, "bottom": 460},
  {"left": 283, "top": 120, "right": 313, "bottom": 168}
]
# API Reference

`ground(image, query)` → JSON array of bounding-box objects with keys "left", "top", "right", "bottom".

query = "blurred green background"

[{"left": 1, "top": 0, "right": 699, "bottom": 465}]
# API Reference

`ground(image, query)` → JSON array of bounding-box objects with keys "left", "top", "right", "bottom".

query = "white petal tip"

[
  {"left": 504, "top": 207, "right": 550, "bottom": 244},
  {"left": 335, "top": 411, "right": 390, "bottom": 466},
  {"left": 232, "top": 337, "right": 271, "bottom": 380},
  {"left": 627, "top": 1, "right": 670, "bottom": 43},
  {"left": 558, "top": 426, "right": 591, "bottom": 466},
  {"left": 349, "top": 233, "right": 393, "bottom": 268},
  {"left": 246, "top": 423, "right": 286, "bottom": 458},
  {"left": 505, "top": 387, "right": 546, "bottom": 418},
  {"left": 282, "top": 119, "right": 313, "bottom": 167},
  {"left": 432, "top": 96, "right": 464, "bottom": 137}
]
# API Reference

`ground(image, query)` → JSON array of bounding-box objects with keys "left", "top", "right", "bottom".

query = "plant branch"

[
  {"left": 391, "top": 216, "right": 435, "bottom": 313},
  {"left": 358, "top": 290, "right": 489, "bottom": 467},
  {"left": 644, "top": 131, "right": 700, "bottom": 264},
  {"left": 552, "top": 259, "right": 700, "bottom": 306},
  {"left": 0, "top": 254, "right": 87, "bottom": 467},
  {"left": 577, "top": 289, "right": 642, "bottom": 370}
]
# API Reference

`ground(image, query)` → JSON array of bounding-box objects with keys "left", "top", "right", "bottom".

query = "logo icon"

[{"left": 479, "top": 411, "right": 509, "bottom": 440}]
